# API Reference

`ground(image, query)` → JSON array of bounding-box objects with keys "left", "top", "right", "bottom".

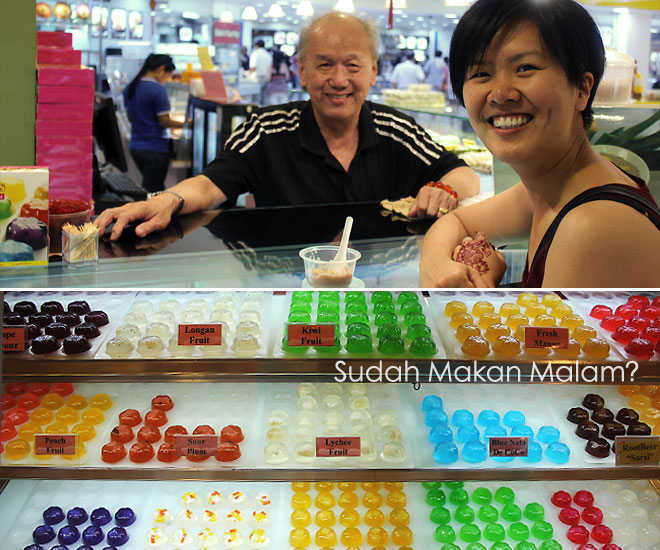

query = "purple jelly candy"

[
  {"left": 114, "top": 507, "right": 136, "bottom": 527},
  {"left": 58, "top": 525, "right": 81, "bottom": 545},
  {"left": 5, "top": 217, "right": 48, "bottom": 250},
  {"left": 90, "top": 507, "right": 112, "bottom": 526},
  {"left": 33, "top": 525, "right": 56, "bottom": 544},
  {"left": 43, "top": 506, "right": 65, "bottom": 525},
  {"left": 107, "top": 527, "right": 129, "bottom": 546},
  {"left": 67, "top": 507, "right": 88, "bottom": 526},
  {"left": 82, "top": 525, "right": 104, "bottom": 545},
  {"left": 24, "top": 545, "right": 44, "bottom": 550}
]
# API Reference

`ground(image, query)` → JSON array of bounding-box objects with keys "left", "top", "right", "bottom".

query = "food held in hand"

[
  {"left": 101, "top": 441, "right": 126, "bottom": 463},
  {"left": 6, "top": 217, "right": 48, "bottom": 250},
  {"left": 129, "top": 441, "right": 154, "bottom": 462},
  {"left": 30, "top": 335, "right": 60, "bottom": 354}
]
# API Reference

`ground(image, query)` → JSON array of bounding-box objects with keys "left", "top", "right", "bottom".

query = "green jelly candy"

[
  {"left": 345, "top": 301, "right": 367, "bottom": 315},
  {"left": 430, "top": 506, "right": 451, "bottom": 525},
  {"left": 467, "top": 544, "right": 488, "bottom": 550},
  {"left": 444, "top": 481, "right": 464, "bottom": 488},
  {"left": 317, "top": 311, "right": 340, "bottom": 324},
  {"left": 376, "top": 323, "right": 402, "bottom": 339},
  {"left": 508, "top": 522, "right": 530, "bottom": 541},
  {"left": 403, "top": 311, "right": 427, "bottom": 327},
  {"left": 315, "top": 337, "right": 341, "bottom": 354},
  {"left": 426, "top": 488, "right": 447, "bottom": 506},
  {"left": 449, "top": 488, "right": 470, "bottom": 506},
  {"left": 523, "top": 503, "right": 545, "bottom": 522},
  {"left": 345, "top": 291, "right": 366, "bottom": 303},
  {"left": 400, "top": 301, "right": 423, "bottom": 315},
  {"left": 291, "top": 291, "right": 313, "bottom": 303},
  {"left": 491, "top": 542, "right": 513, "bottom": 550},
  {"left": 288, "top": 311, "right": 311, "bottom": 323},
  {"left": 346, "top": 311, "right": 370, "bottom": 326},
  {"left": 345, "top": 333, "right": 372, "bottom": 354},
  {"left": 539, "top": 540, "right": 562, "bottom": 550},
  {"left": 290, "top": 302, "right": 312, "bottom": 314},
  {"left": 373, "top": 301, "right": 396, "bottom": 314},
  {"left": 454, "top": 505, "right": 475, "bottom": 524},
  {"left": 435, "top": 525, "right": 457, "bottom": 544},
  {"left": 472, "top": 487, "right": 493, "bottom": 505},
  {"left": 282, "top": 337, "right": 308, "bottom": 354},
  {"left": 516, "top": 542, "right": 538, "bottom": 550},
  {"left": 374, "top": 312, "right": 398, "bottom": 326},
  {"left": 531, "top": 521, "right": 553, "bottom": 541},
  {"left": 442, "top": 545, "right": 461, "bottom": 550},
  {"left": 484, "top": 523, "right": 506, "bottom": 542},
  {"left": 502, "top": 504, "right": 522, "bottom": 522},
  {"left": 422, "top": 481, "right": 442, "bottom": 490},
  {"left": 346, "top": 322, "right": 371, "bottom": 338},
  {"left": 460, "top": 524, "right": 482, "bottom": 543},
  {"left": 406, "top": 323, "right": 432, "bottom": 340},
  {"left": 397, "top": 291, "right": 419, "bottom": 304},
  {"left": 494, "top": 486, "right": 515, "bottom": 505},
  {"left": 378, "top": 334, "right": 405, "bottom": 355},
  {"left": 318, "top": 291, "right": 340, "bottom": 303},
  {"left": 371, "top": 291, "right": 394, "bottom": 304},
  {"left": 318, "top": 301, "right": 339, "bottom": 314},
  {"left": 410, "top": 336, "right": 437, "bottom": 357},
  {"left": 478, "top": 504, "right": 499, "bottom": 523}
]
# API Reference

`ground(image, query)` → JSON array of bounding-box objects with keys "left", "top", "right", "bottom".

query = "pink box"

[
  {"left": 38, "top": 85, "right": 95, "bottom": 104},
  {"left": 37, "top": 137, "right": 93, "bottom": 156},
  {"left": 37, "top": 103, "right": 94, "bottom": 122},
  {"left": 49, "top": 171, "right": 93, "bottom": 202},
  {"left": 36, "top": 153, "right": 93, "bottom": 172},
  {"left": 36, "top": 120, "right": 93, "bottom": 138},
  {"left": 37, "top": 47, "right": 81, "bottom": 67},
  {"left": 38, "top": 66, "right": 95, "bottom": 87},
  {"left": 37, "top": 31, "right": 72, "bottom": 48}
]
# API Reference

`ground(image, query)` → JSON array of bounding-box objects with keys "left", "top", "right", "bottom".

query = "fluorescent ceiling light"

[
  {"left": 220, "top": 10, "right": 233, "bottom": 22},
  {"left": 242, "top": 6, "right": 258, "bottom": 19},
  {"left": 444, "top": 13, "right": 457, "bottom": 18},
  {"left": 267, "top": 2, "right": 285, "bottom": 17},
  {"left": 182, "top": 11, "right": 200, "bottom": 19},
  {"left": 296, "top": 0, "right": 314, "bottom": 16},
  {"left": 334, "top": 0, "right": 355, "bottom": 12},
  {"left": 612, "top": 7, "right": 628, "bottom": 13}
]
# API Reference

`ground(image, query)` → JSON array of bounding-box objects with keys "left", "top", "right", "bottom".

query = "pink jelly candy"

[
  {"left": 577, "top": 545, "right": 598, "bottom": 550},
  {"left": 551, "top": 490, "right": 573, "bottom": 508},
  {"left": 573, "top": 490, "right": 594, "bottom": 508},
  {"left": 624, "top": 337, "right": 654, "bottom": 359},
  {"left": 567, "top": 525, "right": 590, "bottom": 544},
  {"left": 629, "top": 316, "right": 651, "bottom": 332},
  {"left": 591, "top": 524, "right": 613, "bottom": 544},
  {"left": 601, "top": 544, "right": 622, "bottom": 550},
  {"left": 641, "top": 326, "right": 660, "bottom": 345},
  {"left": 600, "top": 315, "right": 626, "bottom": 331},
  {"left": 581, "top": 506, "right": 603, "bottom": 525},
  {"left": 640, "top": 305, "right": 660, "bottom": 321},
  {"left": 627, "top": 295, "right": 650, "bottom": 310},
  {"left": 615, "top": 304, "right": 637, "bottom": 320},
  {"left": 558, "top": 507, "right": 580, "bottom": 525},
  {"left": 590, "top": 305, "right": 612, "bottom": 320},
  {"left": 612, "top": 325, "right": 638, "bottom": 344}
]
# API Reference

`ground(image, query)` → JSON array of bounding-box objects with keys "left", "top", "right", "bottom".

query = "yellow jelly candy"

[
  {"left": 641, "top": 385, "right": 660, "bottom": 398},
  {"left": 340, "top": 527, "right": 363, "bottom": 547},
  {"left": 559, "top": 314, "right": 584, "bottom": 331},
  {"left": 485, "top": 323, "right": 511, "bottom": 342},
  {"left": 389, "top": 508, "right": 411, "bottom": 526},
  {"left": 291, "top": 492, "right": 312, "bottom": 510},
  {"left": 532, "top": 314, "right": 556, "bottom": 327},
  {"left": 62, "top": 441, "right": 86, "bottom": 460},
  {"left": 291, "top": 481, "right": 311, "bottom": 492},
  {"left": 653, "top": 423, "right": 660, "bottom": 436},
  {"left": 55, "top": 406, "right": 79, "bottom": 425},
  {"left": 366, "top": 526, "right": 388, "bottom": 546},
  {"left": 445, "top": 300, "right": 468, "bottom": 317},
  {"left": 66, "top": 395, "right": 88, "bottom": 410},
  {"left": 364, "top": 508, "right": 385, "bottom": 527},
  {"left": 640, "top": 407, "right": 660, "bottom": 425},
  {"left": 472, "top": 300, "right": 495, "bottom": 317},
  {"left": 384, "top": 481, "right": 404, "bottom": 492},
  {"left": 525, "top": 303, "right": 547, "bottom": 319},
  {"left": 314, "top": 527, "right": 337, "bottom": 547},
  {"left": 525, "top": 345, "right": 551, "bottom": 357},
  {"left": 339, "top": 508, "right": 361, "bottom": 527},
  {"left": 499, "top": 302, "right": 521, "bottom": 317},
  {"left": 506, "top": 313, "right": 529, "bottom": 331},
  {"left": 582, "top": 337, "right": 610, "bottom": 359},
  {"left": 71, "top": 422, "right": 96, "bottom": 442},
  {"left": 315, "top": 491, "right": 336, "bottom": 510},
  {"left": 0, "top": 177, "right": 27, "bottom": 204},
  {"left": 516, "top": 293, "right": 538, "bottom": 307},
  {"left": 618, "top": 385, "right": 641, "bottom": 397},
  {"left": 456, "top": 323, "right": 481, "bottom": 343},
  {"left": 5, "top": 439, "right": 31, "bottom": 459},
  {"left": 492, "top": 335, "right": 521, "bottom": 358},
  {"left": 81, "top": 407, "right": 104, "bottom": 425},
  {"left": 392, "top": 526, "right": 414, "bottom": 546},
  {"left": 362, "top": 490, "right": 383, "bottom": 509},
  {"left": 314, "top": 481, "right": 334, "bottom": 492},
  {"left": 386, "top": 490, "right": 407, "bottom": 509},
  {"left": 338, "top": 491, "right": 359, "bottom": 509},
  {"left": 477, "top": 312, "right": 501, "bottom": 329},
  {"left": 360, "top": 481, "right": 380, "bottom": 491},
  {"left": 461, "top": 335, "right": 490, "bottom": 358},
  {"left": 42, "top": 393, "right": 64, "bottom": 410},
  {"left": 629, "top": 395, "right": 652, "bottom": 409},
  {"left": 90, "top": 393, "right": 113, "bottom": 410},
  {"left": 30, "top": 407, "right": 54, "bottom": 426},
  {"left": 450, "top": 312, "right": 473, "bottom": 329},
  {"left": 551, "top": 303, "right": 573, "bottom": 318},
  {"left": 338, "top": 481, "right": 357, "bottom": 492},
  {"left": 45, "top": 421, "right": 69, "bottom": 434},
  {"left": 17, "top": 422, "right": 42, "bottom": 442},
  {"left": 542, "top": 294, "right": 563, "bottom": 308},
  {"left": 554, "top": 338, "right": 581, "bottom": 359},
  {"left": 289, "top": 528, "right": 311, "bottom": 547},
  {"left": 315, "top": 509, "right": 336, "bottom": 527},
  {"left": 291, "top": 509, "right": 312, "bottom": 528},
  {"left": 572, "top": 325, "right": 597, "bottom": 345}
]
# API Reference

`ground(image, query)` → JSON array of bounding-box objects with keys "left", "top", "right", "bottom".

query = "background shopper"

[{"left": 265, "top": 49, "right": 290, "bottom": 105}]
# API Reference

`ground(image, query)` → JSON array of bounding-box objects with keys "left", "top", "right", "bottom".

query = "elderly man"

[{"left": 96, "top": 13, "right": 479, "bottom": 240}]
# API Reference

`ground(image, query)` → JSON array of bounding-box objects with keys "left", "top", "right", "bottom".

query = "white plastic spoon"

[{"left": 333, "top": 216, "right": 354, "bottom": 263}]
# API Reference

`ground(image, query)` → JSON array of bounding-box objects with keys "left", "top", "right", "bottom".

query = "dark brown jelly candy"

[
  {"left": 41, "top": 301, "right": 64, "bottom": 315},
  {"left": 591, "top": 408, "right": 614, "bottom": 425},
  {"left": 3, "top": 301, "right": 10, "bottom": 314},
  {"left": 627, "top": 422, "right": 652, "bottom": 436},
  {"left": 45, "top": 322, "right": 71, "bottom": 339},
  {"left": 567, "top": 407, "right": 590, "bottom": 424},
  {"left": 62, "top": 335, "right": 92, "bottom": 355},
  {"left": 85, "top": 310, "right": 109, "bottom": 327},
  {"left": 31, "top": 334, "right": 61, "bottom": 354},
  {"left": 68, "top": 300, "right": 91, "bottom": 315},
  {"left": 13, "top": 301, "right": 38, "bottom": 316},
  {"left": 601, "top": 421, "right": 626, "bottom": 440},
  {"left": 576, "top": 421, "right": 600, "bottom": 440},
  {"left": 615, "top": 408, "right": 639, "bottom": 425},
  {"left": 55, "top": 312, "right": 81, "bottom": 328},
  {"left": 28, "top": 313, "right": 52, "bottom": 328},
  {"left": 581, "top": 394, "right": 605, "bottom": 411},
  {"left": 26, "top": 323, "right": 42, "bottom": 340},
  {"left": 75, "top": 322, "right": 101, "bottom": 339},
  {"left": 585, "top": 437, "right": 610, "bottom": 458},
  {"left": 4, "top": 313, "right": 25, "bottom": 325}
]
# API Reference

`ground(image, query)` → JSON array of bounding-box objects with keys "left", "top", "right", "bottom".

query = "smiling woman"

[{"left": 419, "top": 0, "right": 660, "bottom": 289}]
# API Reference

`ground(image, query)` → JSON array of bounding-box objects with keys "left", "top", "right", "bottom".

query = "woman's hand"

[
  {"left": 420, "top": 253, "right": 490, "bottom": 288},
  {"left": 452, "top": 232, "right": 507, "bottom": 287},
  {"left": 408, "top": 186, "right": 459, "bottom": 219}
]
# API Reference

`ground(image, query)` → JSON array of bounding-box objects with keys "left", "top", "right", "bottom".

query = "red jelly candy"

[
  {"left": 653, "top": 297, "right": 660, "bottom": 308},
  {"left": 0, "top": 423, "right": 17, "bottom": 441},
  {"left": 640, "top": 305, "right": 660, "bottom": 321},
  {"left": 615, "top": 304, "right": 637, "bottom": 320},
  {"left": 5, "top": 407, "right": 29, "bottom": 425},
  {"left": 51, "top": 383, "right": 74, "bottom": 397},
  {"left": 144, "top": 409, "right": 167, "bottom": 428},
  {"left": 627, "top": 295, "right": 650, "bottom": 310},
  {"left": 129, "top": 442, "right": 155, "bottom": 463},
  {"left": 157, "top": 442, "right": 179, "bottom": 462},
  {"left": 110, "top": 424, "right": 134, "bottom": 444},
  {"left": 137, "top": 425, "right": 162, "bottom": 444},
  {"left": 624, "top": 337, "right": 654, "bottom": 359},
  {"left": 581, "top": 506, "right": 603, "bottom": 525},
  {"left": 591, "top": 524, "right": 613, "bottom": 544},
  {"left": 151, "top": 395, "right": 174, "bottom": 411},
  {"left": 629, "top": 316, "right": 651, "bottom": 332},
  {"left": 558, "top": 507, "right": 580, "bottom": 526},
  {"left": 16, "top": 393, "right": 40, "bottom": 411},
  {"left": 577, "top": 545, "right": 598, "bottom": 550},
  {"left": 601, "top": 545, "right": 622, "bottom": 550},
  {"left": 551, "top": 491, "right": 572, "bottom": 508},
  {"left": 221, "top": 425, "right": 244, "bottom": 443},
  {"left": 590, "top": 305, "right": 612, "bottom": 320},
  {"left": 119, "top": 409, "right": 142, "bottom": 427},
  {"left": 1, "top": 394, "right": 15, "bottom": 410},
  {"left": 567, "top": 525, "right": 590, "bottom": 544},
  {"left": 164, "top": 425, "right": 188, "bottom": 444},
  {"left": 573, "top": 490, "right": 594, "bottom": 507},
  {"left": 4, "top": 383, "right": 26, "bottom": 396},
  {"left": 600, "top": 315, "right": 625, "bottom": 331},
  {"left": 217, "top": 441, "right": 241, "bottom": 462},
  {"left": 641, "top": 326, "right": 660, "bottom": 345},
  {"left": 612, "top": 325, "right": 638, "bottom": 344},
  {"left": 101, "top": 441, "right": 127, "bottom": 463},
  {"left": 27, "top": 383, "right": 51, "bottom": 396},
  {"left": 193, "top": 425, "right": 216, "bottom": 435},
  {"left": 656, "top": 338, "right": 660, "bottom": 355}
]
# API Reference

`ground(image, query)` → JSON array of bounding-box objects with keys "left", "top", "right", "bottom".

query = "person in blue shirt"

[{"left": 123, "top": 54, "right": 183, "bottom": 192}]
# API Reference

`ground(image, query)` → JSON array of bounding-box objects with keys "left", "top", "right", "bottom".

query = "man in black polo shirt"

[{"left": 96, "top": 13, "right": 479, "bottom": 241}]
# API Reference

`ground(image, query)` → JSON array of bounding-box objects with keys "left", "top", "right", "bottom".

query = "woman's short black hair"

[{"left": 449, "top": 0, "right": 605, "bottom": 129}]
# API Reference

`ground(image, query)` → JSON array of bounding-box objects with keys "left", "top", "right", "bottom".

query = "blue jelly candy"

[
  {"left": 536, "top": 426, "right": 560, "bottom": 444},
  {"left": 545, "top": 442, "right": 570, "bottom": 464},
  {"left": 43, "top": 506, "right": 65, "bottom": 525},
  {"left": 426, "top": 408, "right": 449, "bottom": 426},
  {"left": 452, "top": 409, "right": 474, "bottom": 427},
  {"left": 107, "top": 527, "right": 129, "bottom": 546},
  {"left": 67, "top": 507, "right": 88, "bottom": 526},
  {"left": 512, "top": 425, "right": 534, "bottom": 440},
  {"left": 422, "top": 395, "right": 444, "bottom": 411},
  {"left": 430, "top": 424, "right": 454, "bottom": 444},
  {"left": 477, "top": 410, "right": 500, "bottom": 427},
  {"left": 457, "top": 425, "right": 481, "bottom": 443},
  {"left": 114, "top": 508, "right": 136, "bottom": 527},
  {"left": 462, "top": 440, "right": 487, "bottom": 463},
  {"left": 485, "top": 425, "right": 507, "bottom": 438},
  {"left": 90, "top": 508, "right": 112, "bottom": 527},
  {"left": 503, "top": 411, "right": 526, "bottom": 428},
  {"left": 33, "top": 526, "right": 56, "bottom": 544},
  {"left": 524, "top": 441, "right": 543, "bottom": 463},
  {"left": 58, "top": 525, "right": 80, "bottom": 545},
  {"left": 82, "top": 526, "right": 104, "bottom": 546},
  {"left": 434, "top": 441, "right": 459, "bottom": 464}
]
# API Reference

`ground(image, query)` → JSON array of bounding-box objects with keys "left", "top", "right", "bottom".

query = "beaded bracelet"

[{"left": 424, "top": 181, "right": 458, "bottom": 201}]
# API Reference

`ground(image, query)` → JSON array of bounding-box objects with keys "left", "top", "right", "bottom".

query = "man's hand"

[
  {"left": 452, "top": 232, "right": 506, "bottom": 287},
  {"left": 407, "top": 185, "right": 458, "bottom": 219}
]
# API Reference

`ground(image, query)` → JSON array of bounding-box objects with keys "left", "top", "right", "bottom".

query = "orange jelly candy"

[
  {"left": 364, "top": 508, "right": 385, "bottom": 527},
  {"left": 461, "top": 335, "right": 490, "bottom": 358},
  {"left": 525, "top": 303, "right": 547, "bottom": 319},
  {"left": 554, "top": 338, "right": 581, "bottom": 359},
  {"left": 45, "top": 421, "right": 69, "bottom": 434},
  {"left": 291, "top": 492, "right": 312, "bottom": 510},
  {"left": 101, "top": 441, "right": 126, "bottom": 463},
  {"left": 289, "top": 528, "right": 311, "bottom": 548},
  {"left": 641, "top": 385, "right": 660, "bottom": 398},
  {"left": 291, "top": 481, "right": 311, "bottom": 492},
  {"left": 337, "top": 481, "right": 357, "bottom": 492},
  {"left": 640, "top": 407, "right": 660, "bottom": 425},
  {"left": 477, "top": 312, "right": 501, "bottom": 329},
  {"left": 5, "top": 439, "right": 30, "bottom": 460},
  {"left": 362, "top": 490, "right": 383, "bottom": 509},
  {"left": 366, "top": 526, "right": 388, "bottom": 546},
  {"left": 90, "top": 393, "right": 113, "bottom": 410},
  {"left": 499, "top": 303, "right": 521, "bottom": 317},
  {"left": 71, "top": 423, "right": 96, "bottom": 442},
  {"left": 445, "top": 300, "right": 468, "bottom": 317},
  {"left": 81, "top": 407, "right": 105, "bottom": 425},
  {"left": 456, "top": 323, "right": 481, "bottom": 343},
  {"left": 618, "top": 385, "right": 641, "bottom": 397},
  {"left": 291, "top": 509, "right": 312, "bottom": 528},
  {"left": 41, "top": 393, "right": 64, "bottom": 410},
  {"left": 339, "top": 508, "right": 361, "bottom": 527},
  {"left": 17, "top": 422, "right": 42, "bottom": 442},
  {"left": 392, "top": 526, "right": 414, "bottom": 546},
  {"left": 389, "top": 508, "right": 411, "bottom": 526},
  {"left": 314, "top": 527, "right": 337, "bottom": 547},
  {"left": 485, "top": 323, "right": 511, "bottom": 342},
  {"left": 582, "top": 337, "right": 610, "bottom": 359},
  {"left": 386, "top": 490, "right": 408, "bottom": 509},
  {"left": 572, "top": 325, "right": 597, "bottom": 345},
  {"left": 629, "top": 395, "right": 652, "bottom": 409},
  {"left": 384, "top": 481, "right": 404, "bottom": 491},
  {"left": 66, "top": 395, "right": 88, "bottom": 410},
  {"left": 55, "top": 406, "right": 79, "bottom": 425},
  {"left": 30, "top": 407, "right": 54, "bottom": 426},
  {"left": 315, "top": 491, "right": 336, "bottom": 510},
  {"left": 506, "top": 313, "right": 530, "bottom": 331},
  {"left": 315, "top": 509, "right": 336, "bottom": 527},
  {"left": 492, "top": 335, "right": 521, "bottom": 358},
  {"left": 559, "top": 314, "right": 584, "bottom": 331},
  {"left": 338, "top": 491, "right": 359, "bottom": 509},
  {"left": 216, "top": 441, "right": 241, "bottom": 462},
  {"left": 340, "top": 527, "right": 363, "bottom": 547},
  {"left": 450, "top": 312, "right": 473, "bottom": 329},
  {"left": 472, "top": 300, "right": 495, "bottom": 317}
]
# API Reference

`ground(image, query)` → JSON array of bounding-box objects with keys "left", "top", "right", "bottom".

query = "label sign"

[
  {"left": 316, "top": 436, "right": 360, "bottom": 457},
  {"left": 288, "top": 324, "right": 335, "bottom": 346},
  {"left": 524, "top": 326, "right": 569, "bottom": 349},
  {"left": 213, "top": 21, "right": 240, "bottom": 44},
  {"left": 34, "top": 434, "right": 77, "bottom": 456},
  {"left": 489, "top": 437, "right": 529, "bottom": 458},
  {"left": 178, "top": 324, "right": 222, "bottom": 346},
  {"left": 174, "top": 434, "right": 219, "bottom": 458},
  {"left": 3, "top": 326, "right": 28, "bottom": 352},
  {"left": 615, "top": 436, "right": 660, "bottom": 466}
]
